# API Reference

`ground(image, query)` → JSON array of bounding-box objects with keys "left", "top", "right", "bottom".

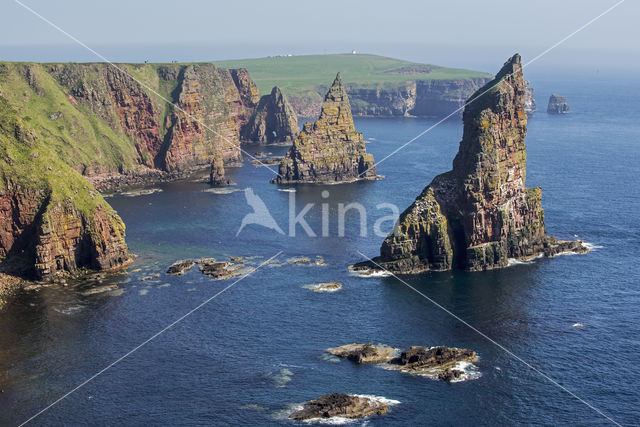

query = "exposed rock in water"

[
  {"left": 166, "top": 259, "right": 195, "bottom": 275},
  {"left": 305, "top": 282, "right": 342, "bottom": 292},
  {"left": 328, "top": 343, "right": 397, "bottom": 363},
  {"left": 251, "top": 156, "right": 283, "bottom": 166},
  {"left": 241, "top": 86, "right": 299, "bottom": 143},
  {"left": 273, "top": 73, "right": 379, "bottom": 184},
  {"left": 438, "top": 368, "right": 465, "bottom": 383},
  {"left": 524, "top": 80, "right": 536, "bottom": 114},
  {"left": 209, "top": 155, "right": 232, "bottom": 187},
  {"left": 351, "top": 54, "right": 588, "bottom": 274},
  {"left": 289, "top": 393, "right": 389, "bottom": 421},
  {"left": 547, "top": 94, "right": 570, "bottom": 114},
  {"left": 198, "top": 259, "right": 247, "bottom": 280},
  {"left": 386, "top": 346, "right": 477, "bottom": 381}
]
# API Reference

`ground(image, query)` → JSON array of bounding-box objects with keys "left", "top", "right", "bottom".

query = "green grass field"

[{"left": 213, "top": 53, "right": 492, "bottom": 97}]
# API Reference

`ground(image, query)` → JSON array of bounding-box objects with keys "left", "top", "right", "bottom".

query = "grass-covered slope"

[
  {"left": 0, "top": 94, "right": 128, "bottom": 278},
  {"left": 214, "top": 53, "right": 492, "bottom": 98}
]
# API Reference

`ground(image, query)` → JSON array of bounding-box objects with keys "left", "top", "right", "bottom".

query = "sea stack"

[
  {"left": 273, "top": 73, "right": 378, "bottom": 184},
  {"left": 209, "top": 154, "right": 231, "bottom": 187},
  {"left": 351, "top": 54, "right": 587, "bottom": 274},
  {"left": 547, "top": 94, "right": 570, "bottom": 114},
  {"left": 241, "top": 86, "right": 299, "bottom": 143}
]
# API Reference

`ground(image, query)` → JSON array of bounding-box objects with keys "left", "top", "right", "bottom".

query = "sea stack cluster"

[
  {"left": 352, "top": 54, "right": 587, "bottom": 274},
  {"left": 274, "top": 73, "right": 378, "bottom": 184}
]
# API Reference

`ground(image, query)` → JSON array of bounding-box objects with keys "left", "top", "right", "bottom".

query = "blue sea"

[{"left": 1, "top": 70, "right": 639, "bottom": 425}]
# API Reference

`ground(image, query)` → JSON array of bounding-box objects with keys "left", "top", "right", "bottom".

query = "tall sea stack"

[
  {"left": 273, "top": 73, "right": 378, "bottom": 184},
  {"left": 352, "top": 54, "right": 587, "bottom": 274},
  {"left": 241, "top": 86, "right": 299, "bottom": 143}
]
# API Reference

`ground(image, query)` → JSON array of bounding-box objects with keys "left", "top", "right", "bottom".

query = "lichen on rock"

[
  {"left": 352, "top": 54, "right": 587, "bottom": 274},
  {"left": 273, "top": 73, "right": 379, "bottom": 184}
]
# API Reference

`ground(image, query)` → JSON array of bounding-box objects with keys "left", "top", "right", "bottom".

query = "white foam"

[
  {"left": 203, "top": 187, "right": 245, "bottom": 195},
  {"left": 449, "top": 361, "right": 482, "bottom": 383},
  {"left": 138, "top": 288, "right": 149, "bottom": 296},
  {"left": 53, "top": 305, "right": 84, "bottom": 315},
  {"left": 349, "top": 269, "right": 392, "bottom": 278},
  {"left": 120, "top": 188, "right": 162, "bottom": 197},
  {"left": 351, "top": 394, "right": 400, "bottom": 406},
  {"left": 572, "top": 322, "right": 584, "bottom": 328},
  {"left": 278, "top": 188, "right": 297, "bottom": 193},
  {"left": 507, "top": 253, "right": 543, "bottom": 267},
  {"left": 582, "top": 242, "right": 603, "bottom": 250}
]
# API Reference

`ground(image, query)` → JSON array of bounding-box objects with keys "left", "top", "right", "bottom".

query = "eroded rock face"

[
  {"left": 274, "top": 73, "right": 378, "bottom": 184},
  {"left": 241, "top": 86, "right": 299, "bottom": 143},
  {"left": 352, "top": 54, "right": 587, "bottom": 274},
  {"left": 547, "top": 94, "right": 570, "bottom": 114},
  {"left": 289, "top": 393, "right": 389, "bottom": 421}
]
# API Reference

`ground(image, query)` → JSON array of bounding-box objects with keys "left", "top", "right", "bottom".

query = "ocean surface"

[{"left": 1, "top": 71, "right": 639, "bottom": 425}]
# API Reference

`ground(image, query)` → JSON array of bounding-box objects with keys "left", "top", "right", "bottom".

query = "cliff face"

[
  {"left": 274, "top": 73, "right": 377, "bottom": 184},
  {"left": 547, "top": 94, "right": 570, "bottom": 114},
  {"left": 524, "top": 80, "right": 536, "bottom": 114},
  {"left": 289, "top": 77, "right": 492, "bottom": 118},
  {"left": 354, "top": 54, "right": 585, "bottom": 274},
  {"left": 0, "top": 96, "right": 128, "bottom": 279},
  {"left": 241, "top": 86, "right": 299, "bottom": 143}
]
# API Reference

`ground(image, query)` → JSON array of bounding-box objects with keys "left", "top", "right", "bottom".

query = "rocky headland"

[
  {"left": 351, "top": 54, "right": 588, "bottom": 275},
  {"left": 0, "top": 61, "right": 297, "bottom": 280},
  {"left": 274, "top": 73, "right": 378, "bottom": 184},
  {"left": 547, "top": 94, "right": 570, "bottom": 114},
  {"left": 289, "top": 393, "right": 390, "bottom": 421}
]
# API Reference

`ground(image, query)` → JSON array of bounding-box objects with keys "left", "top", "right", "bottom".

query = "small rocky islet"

[
  {"left": 547, "top": 93, "right": 570, "bottom": 114},
  {"left": 289, "top": 393, "right": 391, "bottom": 421},
  {"left": 327, "top": 343, "right": 478, "bottom": 383}
]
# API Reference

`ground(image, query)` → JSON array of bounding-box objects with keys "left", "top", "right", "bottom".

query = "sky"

[{"left": 0, "top": 0, "right": 636, "bottom": 75}]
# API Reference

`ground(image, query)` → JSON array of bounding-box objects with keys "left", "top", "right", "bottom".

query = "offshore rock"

[
  {"left": 352, "top": 54, "right": 587, "bottom": 274},
  {"left": 166, "top": 259, "right": 195, "bottom": 275},
  {"left": 289, "top": 393, "right": 389, "bottom": 421},
  {"left": 386, "top": 346, "right": 477, "bottom": 381},
  {"left": 274, "top": 73, "right": 378, "bottom": 184},
  {"left": 547, "top": 94, "right": 570, "bottom": 114},
  {"left": 241, "top": 86, "right": 299, "bottom": 143},
  {"left": 209, "top": 154, "right": 232, "bottom": 187},
  {"left": 327, "top": 343, "right": 397, "bottom": 363}
]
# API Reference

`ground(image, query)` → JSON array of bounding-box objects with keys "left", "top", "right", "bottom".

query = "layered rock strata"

[
  {"left": 351, "top": 54, "right": 587, "bottom": 274},
  {"left": 274, "top": 73, "right": 378, "bottom": 184}
]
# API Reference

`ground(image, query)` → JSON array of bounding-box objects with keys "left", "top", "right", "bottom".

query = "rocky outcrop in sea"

[
  {"left": 547, "top": 94, "right": 570, "bottom": 114},
  {"left": 241, "top": 86, "right": 299, "bottom": 143},
  {"left": 351, "top": 54, "right": 587, "bottom": 274},
  {"left": 274, "top": 73, "right": 378, "bottom": 184},
  {"left": 289, "top": 393, "right": 390, "bottom": 421}
]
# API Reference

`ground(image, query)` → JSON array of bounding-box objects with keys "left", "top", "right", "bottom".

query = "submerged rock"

[
  {"left": 273, "top": 73, "right": 379, "bottom": 184},
  {"left": 547, "top": 94, "right": 570, "bottom": 114},
  {"left": 166, "top": 260, "right": 195, "bottom": 275},
  {"left": 351, "top": 54, "right": 587, "bottom": 275},
  {"left": 328, "top": 343, "right": 397, "bottom": 363},
  {"left": 289, "top": 393, "right": 389, "bottom": 421}
]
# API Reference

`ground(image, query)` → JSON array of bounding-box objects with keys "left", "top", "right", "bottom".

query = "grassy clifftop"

[{"left": 214, "top": 53, "right": 492, "bottom": 97}]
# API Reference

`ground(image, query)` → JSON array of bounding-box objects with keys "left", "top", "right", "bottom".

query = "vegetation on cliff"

[{"left": 0, "top": 94, "right": 128, "bottom": 279}]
